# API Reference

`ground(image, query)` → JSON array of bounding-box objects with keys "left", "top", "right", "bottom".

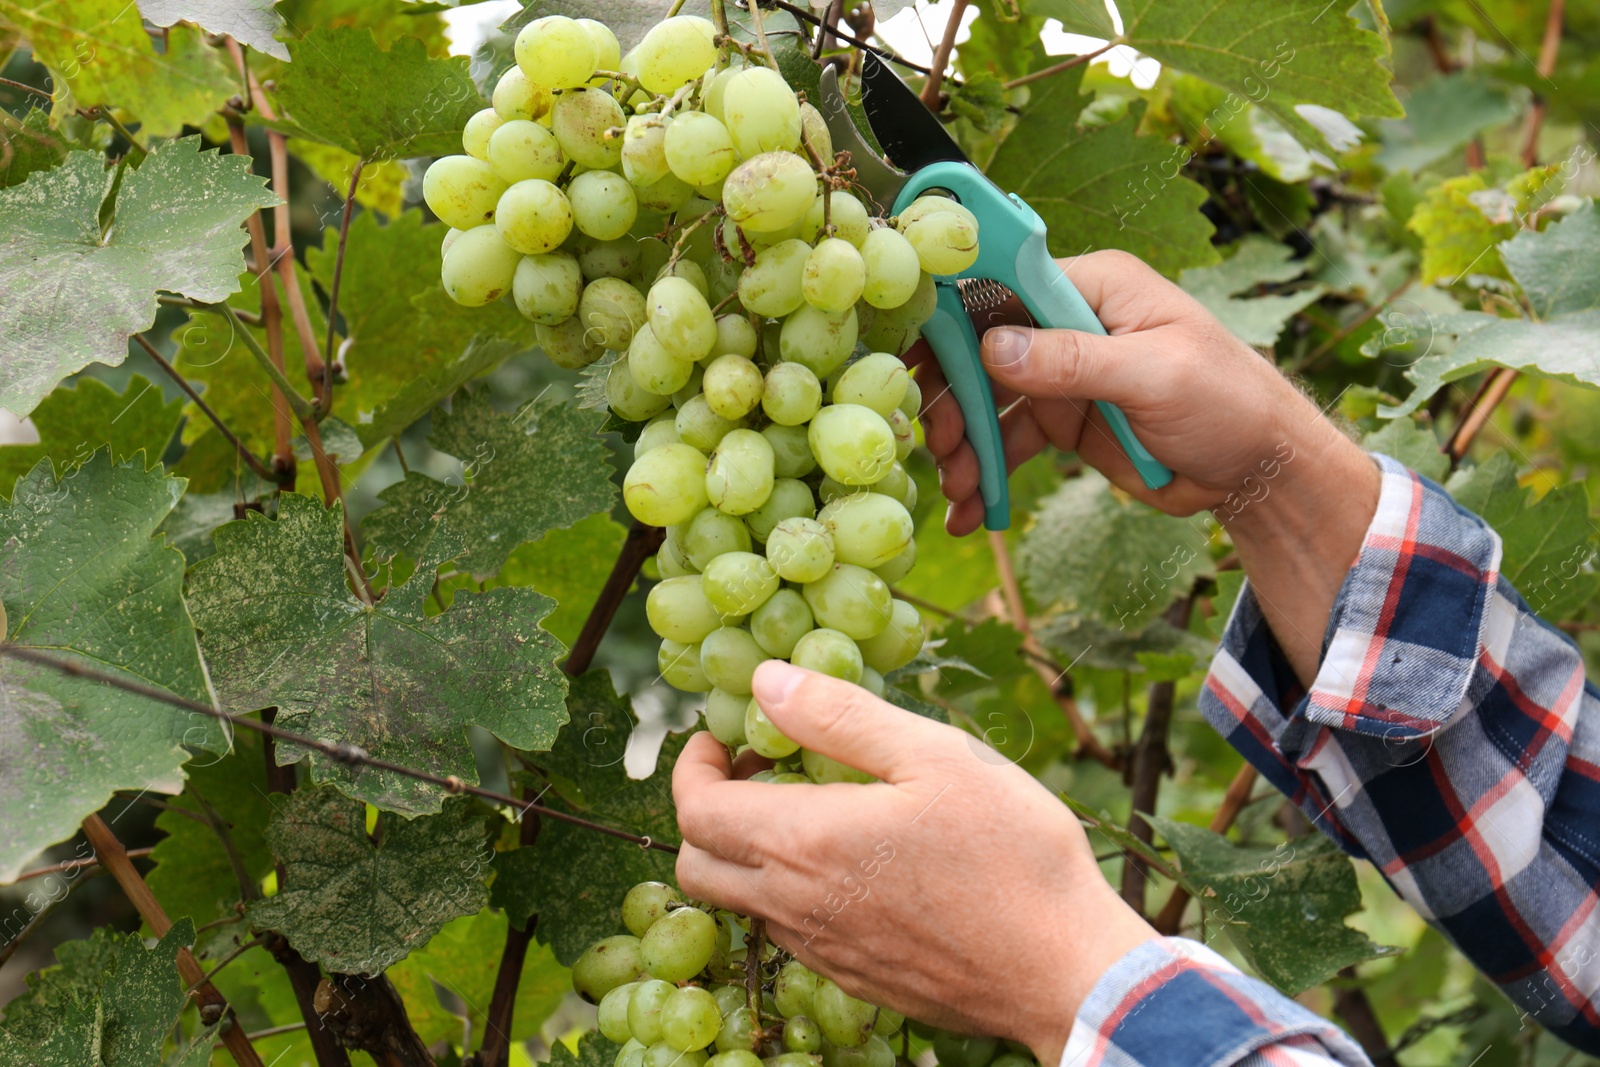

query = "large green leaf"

[
  {"left": 1405, "top": 166, "right": 1560, "bottom": 286},
  {"left": 0, "top": 919, "right": 198, "bottom": 1066},
  {"left": 0, "top": 140, "right": 277, "bottom": 417},
  {"left": 1178, "top": 236, "right": 1326, "bottom": 347},
  {"left": 1361, "top": 417, "right": 1449, "bottom": 482},
  {"left": 248, "top": 786, "right": 494, "bottom": 975},
  {"left": 484, "top": 511, "right": 630, "bottom": 647},
  {"left": 364, "top": 389, "right": 616, "bottom": 581},
  {"left": 187, "top": 494, "right": 570, "bottom": 814},
  {"left": 492, "top": 672, "right": 685, "bottom": 964},
  {"left": 0, "top": 0, "right": 236, "bottom": 136},
  {"left": 0, "top": 927, "right": 123, "bottom": 1045},
  {"left": 1168, "top": 74, "right": 1314, "bottom": 183},
  {"left": 1501, "top": 203, "right": 1600, "bottom": 319},
  {"left": 0, "top": 374, "right": 182, "bottom": 494},
  {"left": 1376, "top": 71, "right": 1519, "bottom": 173},
  {"left": 985, "top": 62, "right": 1217, "bottom": 277},
  {"left": 270, "top": 27, "right": 484, "bottom": 160},
  {"left": 0, "top": 107, "right": 69, "bottom": 188},
  {"left": 1151, "top": 817, "right": 1398, "bottom": 994},
  {"left": 136, "top": 0, "right": 289, "bottom": 60},
  {"left": 0, "top": 452, "right": 220, "bottom": 882},
  {"left": 1020, "top": 470, "right": 1214, "bottom": 630}
]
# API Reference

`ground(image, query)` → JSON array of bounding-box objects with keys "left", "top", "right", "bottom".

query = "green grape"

[
  {"left": 423, "top": 155, "right": 507, "bottom": 231},
  {"left": 714, "top": 1005, "right": 757, "bottom": 1054},
  {"left": 762, "top": 362, "right": 822, "bottom": 426},
  {"left": 636, "top": 171, "right": 696, "bottom": 213},
  {"left": 660, "top": 638, "right": 711, "bottom": 692},
  {"left": 789, "top": 627, "right": 863, "bottom": 683},
  {"left": 703, "top": 355, "right": 764, "bottom": 420},
  {"left": 600, "top": 981, "right": 640, "bottom": 1042},
  {"left": 537, "top": 315, "right": 604, "bottom": 369},
  {"left": 779, "top": 305, "right": 857, "bottom": 378},
  {"left": 887, "top": 409, "right": 915, "bottom": 460},
  {"left": 763, "top": 424, "right": 818, "bottom": 479},
  {"left": 618, "top": 1039, "right": 648, "bottom": 1067},
  {"left": 859, "top": 666, "right": 885, "bottom": 698},
  {"left": 553, "top": 88, "right": 626, "bottom": 170},
  {"left": 622, "top": 113, "right": 672, "bottom": 186},
  {"left": 802, "top": 191, "right": 870, "bottom": 247},
  {"left": 704, "top": 687, "right": 749, "bottom": 746},
  {"left": 572, "top": 934, "right": 645, "bottom": 1002},
  {"left": 579, "top": 17, "right": 622, "bottom": 73},
  {"left": 813, "top": 981, "right": 876, "bottom": 1048},
  {"left": 817, "top": 476, "right": 853, "bottom": 506},
  {"left": 724, "top": 152, "right": 817, "bottom": 234},
  {"left": 675, "top": 394, "right": 741, "bottom": 452},
  {"left": 739, "top": 238, "right": 812, "bottom": 318},
  {"left": 703, "top": 64, "right": 743, "bottom": 121},
  {"left": 765, "top": 517, "right": 834, "bottom": 584},
  {"left": 636, "top": 16, "right": 717, "bottom": 93},
  {"left": 581, "top": 237, "right": 644, "bottom": 281},
  {"left": 803, "top": 238, "right": 867, "bottom": 313},
  {"left": 769, "top": 1054, "right": 823, "bottom": 1067},
  {"left": 714, "top": 314, "right": 759, "bottom": 359},
  {"left": 487, "top": 119, "right": 565, "bottom": 184},
  {"left": 492, "top": 65, "right": 552, "bottom": 121},
  {"left": 899, "top": 373, "right": 923, "bottom": 419},
  {"left": 641, "top": 905, "right": 719, "bottom": 982},
  {"left": 700, "top": 626, "right": 766, "bottom": 695},
  {"left": 712, "top": 985, "right": 747, "bottom": 1017},
  {"left": 867, "top": 462, "right": 911, "bottom": 506},
  {"left": 705, "top": 429, "right": 775, "bottom": 516},
  {"left": 623, "top": 881, "right": 683, "bottom": 938},
  {"left": 674, "top": 364, "right": 707, "bottom": 409},
  {"left": 683, "top": 507, "right": 753, "bottom": 570},
  {"left": 823, "top": 1036, "right": 895, "bottom": 1067},
  {"left": 853, "top": 299, "right": 878, "bottom": 339},
  {"left": 803, "top": 564, "right": 892, "bottom": 640},
  {"left": 441, "top": 227, "right": 464, "bottom": 257},
  {"left": 703, "top": 255, "right": 743, "bottom": 307},
  {"left": 513, "top": 252, "right": 582, "bottom": 324},
  {"left": 808, "top": 405, "right": 897, "bottom": 486},
  {"left": 745, "top": 478, "right": 814, "bottom": 542},
  {"left": 581, "top": 275, "right": 649, "bottom": 349},
  {"left": 630, "top": 979, "right": 677, "bottom": 1045},
  {"left": 898, "top": 194, "right": 980, "bottom": 232},
  {"left": 903, "top": 211, "right": 980, "bottom": 276},
  {"left": 708, "top": 1054, "right": 762, "bottom": 1067},
  {"left": 932, "top": 1033, "right": 999, "bottom": 1067},
  {"left": 657, "top": 258, "right": 709, "bottom": 298},
  {"left": 833, "top": 354, "right": 909, "bottom": 417},
  {"left": 647, "top": 575, "right": 727, "bottom": 643},
  {"left": 751, "top": 587, "right": 814, "bottom": 658},
  {"left": 516, "top": 15, "right": 597, "bottom": 89},
  {"left": 658, "top": 536, "right": 698, "bottom": 577},
  {"left": 722, "top": 67, "right": 802, "bottom": 157},
  {"left": 649, "top": 276, "right": 718, "bottom": 361},
  {"left": 817, "top": 493, "right": 913, "bottom": 569},
  {"left": 701, "top": 551, "right": 779, "bottom": 617},
  {"left": 859, "top": 228, "right": 922, "bottom": 309},
  {"left": 663, "top": 986, "right": 723, "bottom": 1052},
  {"left": 570, "top": 170, "right": 639, "bottom": 241},
  {"left": 609, "top": 358, "right": 674, "bottom": 422},
  {"left": 441, "top": 225, "right": 521, "bottom": 306},
  {"left": 872, "top": 541, "right": 916, "bottom": 585},
  {"left": 664, "top": 111, "right": 739, "bottom": 189},
  {"left": 774, "top": 961, "right": 819, "bottom": 1018},
  {"left": 462, "top": 107, "right": 505, "bottom": 160},
  {"left": 495, "top": 179, "right": 574, "bottom": 255},
  {"left": 799, "top": 100, "right": 832, "bottom": 159},
  {"left": 785, "top": 1016, "right": 823, "bottom": 1054},
  {"left": 635, "top": 413, "right": 681, "bottom": 459},
  {"left": 646, "top": 1042, "right": 708, "bottom": 1067},
  {"left": 630, "top": 324, "right": 696, "bottom": 396},
  {"left": 746, "top": 697, "right": 799, "bottom": 758},
  {"left": 855, "top": 599, "right": 923, "bottom": 674},
  {"left": 625, "top": 443, "right": 710, "bottom": 526},
  {"left": 801, "top": 748, "right": 874, "bottom": 785}
]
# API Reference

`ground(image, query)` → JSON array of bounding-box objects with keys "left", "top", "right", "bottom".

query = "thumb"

[
  {"left": 751, "top": 660, "right": 953, "bottom": 783},
  {"left": 981, "top": 326, "right": 1147, "bottom": 407}
]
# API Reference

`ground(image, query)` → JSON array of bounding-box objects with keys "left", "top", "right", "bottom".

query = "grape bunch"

[{"left": 572, "top": 881, "right": 1042, "bottom": 1067}]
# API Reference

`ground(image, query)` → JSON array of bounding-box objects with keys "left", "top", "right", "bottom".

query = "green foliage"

[
  {"left": 1376, "top": 72, "right": 1520, "bottom": 174},
  {"left": 1179, "top": 236, "right": 1327, "bottom": 347},
  {"left": 138, "top": 0, "right": 289, "bottom": 60},
  {"left": 0, "top": 374, "right": 182, "bottom": 491}
]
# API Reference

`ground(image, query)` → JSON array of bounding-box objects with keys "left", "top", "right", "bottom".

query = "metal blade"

[
  {"left": 817, "top": 65, "right": 907, "bottom": 210},
  {"left": 860, "top": 50, "right": 970, "bottom": 175}
]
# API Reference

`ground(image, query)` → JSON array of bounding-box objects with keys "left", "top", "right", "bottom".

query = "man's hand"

[{"left": 673, "top": 659, "right": 1155, "bottom": 1066}]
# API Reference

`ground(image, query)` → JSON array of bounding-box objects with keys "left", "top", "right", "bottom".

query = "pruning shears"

[{"left": 818, "top": 55, "right": 1172, "bottom": 531}]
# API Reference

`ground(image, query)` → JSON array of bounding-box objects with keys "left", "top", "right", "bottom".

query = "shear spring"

[{"left": 957, "top": 277, "right": 1014, "bottom": 314}]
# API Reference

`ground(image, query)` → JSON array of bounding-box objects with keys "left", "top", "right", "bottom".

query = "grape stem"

[
  {"left": 320, "top": 156, "right": 366, "bottom": 419},
  {"left": 594, "top": 69, "right": 646, "bottom": 101},
  {"left": 133, "top": 333, "right": 281, "bottom": 484},
  {"left": 745, "top": 915, "right": 766, "bottom": 1028},
  {"left": 667, "top": 205, "right": 724, "bottom": 268},
  {"left": 742, "top": 0, "right": 784, "bottom": 73}
]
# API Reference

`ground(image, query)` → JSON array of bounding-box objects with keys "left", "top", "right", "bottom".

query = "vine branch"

[
  {"left": 764, "top": 0, "right": 933, "bottom": 74},
  {"left": 1001, "top": 43, "right": 1116, "bottom": 90},
  {"left": 1518, "top": 0, "right": 1565, "bottom": 167},
  {"left": 919, "top": 0, "right": 969, "bottom": 110},
  {"left": 1445, "top": 367, "right": 1517, "bottom": 465},
  {"left": 321, "top": 158, "right": 366, "bottom": 412},
  {"left": 0, "top": 75, "right": 51, "bottom": 101},
  {"left": 1152, "top": 764, "right": 1258, "bottom": 934},
  {"left": 134, "top": 334, "right": 279, "bottom": 483}
]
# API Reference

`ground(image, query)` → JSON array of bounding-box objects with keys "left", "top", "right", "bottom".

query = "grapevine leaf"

[
  {"left": 0, "top": 374, "right": 182, "bottom": 494},
  {"left": 292, "top": 140, "right": 408, "bottom": 217},
  {"left": 0, "top": 926, "right": 122, "bottom": 1045},
  {"left": 270, "top": 28, "right": 484, "bottom": 159},
  {"left": 492, "top": 672, "right": 684, "bottom": 964},
  {"left": 155, "top": 472, "right": 276, "bottom": 563},
  {"left": 302, "top": 210, "right": 536, "bottom": 447},
  {"left": 550, "top": 1031, "right": 623, "bottom": 1067},
  {"left": 207, "top": 945, "right": 323, "bottom": 1066},
  {"left": 276, "top": 0, "right": 451, "bottom": 55},
  {"left": 1405, "top": 166, "right": 1561, "bottom": 286},
  {"left": 882, "top": 684, "right": 951, "bottom": 724},
  {"left": 1169, "top": 74, "right": 1314, "bottom": 183},
  {"left": 1020, "top": 0, "right": 1115, "bottom": 37},
  {"left": 387, "top": 909, "right": 569, "bottom": 1048},
  {"left": 364, "top": 389, "right": 616, "bottom": 581},
  {"left": 1361, "top": 417, "right": 1448, "bottom": 482},
  {"left": 1376, "top": 71, "right": 1519, "bottom": 174},
  {"left": 985, "top": 61, "right": 1217, "bottom": 277},
  {"left": 1178, "top": 236, "right": 1326, "bottom": 347},
  {"left": 248, "top": 786, "right": 495, "bottom": 975},
  {"left": 947, "top": 71, "right": 1010, "bottom": 134},
  {"left": 1150, "top": 816, "right": 1398, "bottom": 994},
  {"left": 0, "top": 452, "right": 221, "bottom": 883},
  {"left": 137, "top": 0, "right": 290, "bottom": 60},
  {"left": 187, "top": 494, "right": 570, "bottom": 814},
  {"left": 921, "top": 618, "right": 1028, "bottom": 698},
  {"left": 1020, "top": 470, "right": 1213, "bottom": 631},
  {"left": 0, "top": 1, "right": 236, "bottom": 137},
  {"left": 0, "top": 107, "right": 69, "bottom": 188},
  {"left": 1500, "top": 202, "right": 1600, "bottom": 319},
  {"left": 0, "top": 140, "right": 278, "bottom": 418},
  {"left": 0, "top": 919, "right": 197, "bottom": 1067},
  {"left": 1034, "top": 611, "right": 1214, "bottom": 674},
  {"left": 482, "top": 512, "right": 630, "bottom": 647}
]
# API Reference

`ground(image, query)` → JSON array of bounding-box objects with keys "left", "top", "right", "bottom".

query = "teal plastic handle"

[
  {"left": 921, "top": 283, "right": 1010, "bottom": 531},
  {"left": 893, "top": 161, "right": 1173, "bottom": 496}
]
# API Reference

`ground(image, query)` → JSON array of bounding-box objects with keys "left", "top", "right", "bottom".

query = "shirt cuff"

[{"left": 1060, "top": 937, "right": 1370, "bottom": 1067}]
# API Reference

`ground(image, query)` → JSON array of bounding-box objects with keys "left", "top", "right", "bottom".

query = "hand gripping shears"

[{"left": 817, "top": 55, "right": 1172, "bottom": 530}]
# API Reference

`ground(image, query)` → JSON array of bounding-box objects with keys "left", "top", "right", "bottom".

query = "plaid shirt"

[{"left": 1069, "top": 454, "right": 1600, "bottom": 1065}]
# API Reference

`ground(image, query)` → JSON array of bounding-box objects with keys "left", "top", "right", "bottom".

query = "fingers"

[
  {"left": 751, "top": 661, "right": 955, "bottom": 782},
  {"left": 1052, "top": 249, "right": 1193, "bottom": 333},
  {"left": 672, "top": 732, "right": 779, "bottom": 866},
  {"left": 676, "top": 840, "right": 760, "bottom": 915},
  {"left": 981, "top": 324, "right": 1159, "bottom": 412}
]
